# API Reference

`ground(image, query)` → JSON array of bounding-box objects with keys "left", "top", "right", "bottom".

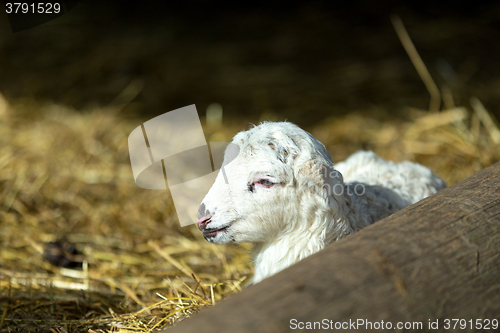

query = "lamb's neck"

[
  {"left": 339, "top": 187, "right": 373, "bottom": 233},
  {"left": 251, "top": 230, "right": 326, "bottom": 284},
  {"left": 250, "top": 186, "right": 385, "bottom": 284}
]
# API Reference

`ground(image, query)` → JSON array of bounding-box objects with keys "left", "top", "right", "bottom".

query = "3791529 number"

[
  {"left": 6, "top": 3, "right": 61, "bottom": 14},
  {"left": 443, "top": 319, "right": 498, "bottom": 330}
]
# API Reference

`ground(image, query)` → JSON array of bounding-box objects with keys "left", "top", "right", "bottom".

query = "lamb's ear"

[
  {"left": 295, "top": 159, "right": 325, "bottom": 188},
  {"left": 296, "top": 160, "right": 356, "bottom": 239},
  {"left": 295, "top": 159, "right": 340, "bottom": 206}
]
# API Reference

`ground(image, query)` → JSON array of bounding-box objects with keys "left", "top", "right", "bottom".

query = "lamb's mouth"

[{"left": 202, "top": 224, "right": 230, "bottom": 238}]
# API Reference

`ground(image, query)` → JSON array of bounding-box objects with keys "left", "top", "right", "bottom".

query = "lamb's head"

[{"left": 197, "top": 122, "right": 352, "bottom": 246}]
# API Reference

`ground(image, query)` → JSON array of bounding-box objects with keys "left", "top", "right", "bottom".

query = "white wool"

[{"left": 198, "top": 122, "right": 446, "bottom": 284}]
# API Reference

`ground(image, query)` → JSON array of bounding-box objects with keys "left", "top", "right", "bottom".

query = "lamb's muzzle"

[
  {"left": 196, "top": 203, "right": 211, "bottom": 229},
  {"left": 197, "top": 121, "right": 446, "bottom": 284}
]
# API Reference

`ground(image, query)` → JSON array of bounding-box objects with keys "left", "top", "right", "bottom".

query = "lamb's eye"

[{"left": 257, "top": 179, "right": 274, "bottom": 187}]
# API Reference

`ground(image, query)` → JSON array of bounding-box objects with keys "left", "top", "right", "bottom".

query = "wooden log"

[{"left": 167, "top": 163, "right": 500, "bottom": 332}]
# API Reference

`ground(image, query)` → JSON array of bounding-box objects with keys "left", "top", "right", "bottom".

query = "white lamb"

[{"left": 197, "top": 122, "right": 446, "bottom": 284}]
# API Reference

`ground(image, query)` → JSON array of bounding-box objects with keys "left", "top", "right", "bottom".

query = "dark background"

[{"left": 0, "top": 0, "right": 499, "bottom": 125}]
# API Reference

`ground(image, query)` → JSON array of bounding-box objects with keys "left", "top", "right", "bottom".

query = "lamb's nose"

[
  {"left": 197, "top": 203, "right": 212, "bottom": 230},
  {"left": 197, "top": 214, "right": 212, "bottom": 230}
]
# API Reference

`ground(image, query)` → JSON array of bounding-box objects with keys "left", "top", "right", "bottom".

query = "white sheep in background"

[{"left": 197, "top": 122, "right": 446, "bottom": 284}]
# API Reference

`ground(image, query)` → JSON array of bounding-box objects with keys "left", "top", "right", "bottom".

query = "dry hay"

[
  {"left": 0, "top": 95, "right": 250, "bottom": 332},
  {"left": 0, "top": 91, "right": 499, "bottom": 332}
]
